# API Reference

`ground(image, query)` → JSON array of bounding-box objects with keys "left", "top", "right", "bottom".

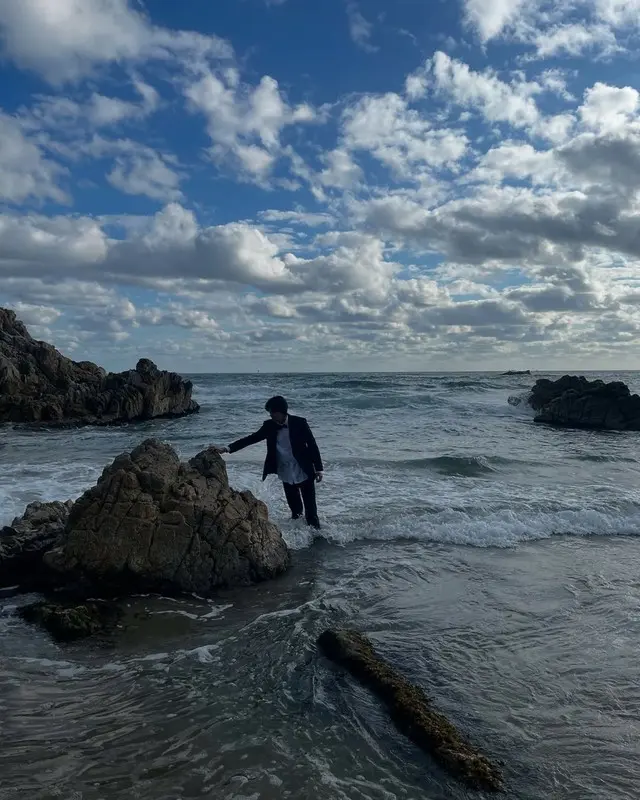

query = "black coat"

[{"left": 229, "top": 415, "right": 324, "bottom": 481}]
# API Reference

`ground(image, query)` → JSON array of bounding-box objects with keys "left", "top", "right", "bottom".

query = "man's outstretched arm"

[{"left": 215, "top": 423, "right": 268, "bottom": 454}]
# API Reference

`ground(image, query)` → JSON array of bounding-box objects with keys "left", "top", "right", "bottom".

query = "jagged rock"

[
  {"left": 318, "top": 629, "right": 503, "bottom": 792},
  {"left": 528, "top": 375, "right": 640, "bottom": 430},
  {"left": 46, "top": 438, "right": 291, "bottom": 596},
  {"left": 18, "top": 600, "right": 122, "bottom": 642},
  {"left": 0, "top": 307, "right": 199, "bottom": 426},
  {"left": 0, "top": 500, "right": 73, "bottom": 590},
  {"left": 502, "top": 370, "right": 531, "bottom": 376}
]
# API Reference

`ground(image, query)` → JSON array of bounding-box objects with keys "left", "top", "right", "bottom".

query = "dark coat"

[{"left": 229, "top": 415, "right": 324, "bottom": 481}]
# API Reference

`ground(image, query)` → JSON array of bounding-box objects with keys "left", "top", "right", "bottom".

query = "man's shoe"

[
  {"left": 291, "top": 513, "right": 302, "bottom": 520},
  {"left": 307, "top": 518, "right": 321, "bottom": 530}
]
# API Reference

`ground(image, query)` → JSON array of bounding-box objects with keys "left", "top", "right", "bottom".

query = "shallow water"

[{"left": 2, "top": 372, "right": 640, "bottom": 799}]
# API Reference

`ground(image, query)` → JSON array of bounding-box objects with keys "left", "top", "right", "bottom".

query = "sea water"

[{"left": 2, "top": 372, "right": 640, "bottom": 799}]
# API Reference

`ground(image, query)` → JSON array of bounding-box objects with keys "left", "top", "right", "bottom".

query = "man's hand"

[
  {"left": 315, "top": 471, "right": 324, "bottom": 483},
  {"left": 212, "top": 445, "right": 229, "bottom": 454}
]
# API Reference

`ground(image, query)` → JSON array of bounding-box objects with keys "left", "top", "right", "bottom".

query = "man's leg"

[
  {"left": 283, "top": 482, "right": 303, "bottom": 519},
  {"left": 299, "top": 478, "right": 320, "bottom": 529}
]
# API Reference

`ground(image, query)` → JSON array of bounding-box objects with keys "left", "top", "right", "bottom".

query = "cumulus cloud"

[
  {"left": 341, "top": 91, "right": 468, "bottom": 177},
  {"left": 419, "top": 51, "right": 542, "bottom": 130},
  {"left": 463, "top": 0, "right": 527, "bottom": 42},
  {"left": 185, "top": 70, "right": 318, "bottom": 181},
  {"left": 462, "top": 0, "right": 640, "bottom": 58},
  {"left": 0, "top": 0, "right": 232, "bottom": 83},
  {"left": 3, "top": 3, "right": 640, "bottom": 368},
  {"left": 0, "top": 113, "right": 69, "bottom": 204},
  {"left": 107, "top": 147, "right": 183, "bottom": 201}
]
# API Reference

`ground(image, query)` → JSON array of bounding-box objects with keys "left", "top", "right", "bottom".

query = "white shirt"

[{"left": 276, "top": 418, "right": 308, "bottom": 485}]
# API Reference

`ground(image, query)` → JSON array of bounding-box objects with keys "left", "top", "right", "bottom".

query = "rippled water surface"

[{"left": 2, "top": 372, "right": 640, "bottom": 799}]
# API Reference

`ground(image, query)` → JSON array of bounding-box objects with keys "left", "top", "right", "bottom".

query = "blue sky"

[{"left": 2, "top": 0, "right": 640, "bottom": 372}]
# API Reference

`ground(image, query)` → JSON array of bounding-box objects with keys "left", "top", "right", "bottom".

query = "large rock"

[
  {"left": 528, "top": 375, "right": 640, "bottom": 430},
  {"left": 0, "top": 500, "right": 72, "bottom": 591},
  {"left": 46, "top": 439, "right": 291, "bottom": 596},
  {"left": 19, "top": 600, "right": 122, "bottom": 642},
  {"left": 0, "top": 308, "right": 199, "bottom": 426},
  {"left": 318, "top": 629, "right": 503, "bottom": 792}
]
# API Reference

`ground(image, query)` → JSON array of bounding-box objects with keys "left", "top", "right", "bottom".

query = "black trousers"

[{"left": 283, "top": 478, "right": 320, "bottom": 528}]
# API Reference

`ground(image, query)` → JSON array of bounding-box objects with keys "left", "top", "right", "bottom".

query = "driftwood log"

[{"left": 318, "top": 629, "right": 503, "bottom": 792}]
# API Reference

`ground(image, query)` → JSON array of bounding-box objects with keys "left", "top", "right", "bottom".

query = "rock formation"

[
  {"left": 0, "top": 307, "right": 199, "bottom": 426},
  {"left": 527, "top": 375, "right": 640, "bottom": 430},
  {"left": 19, "top": 600, "right": 122, "bottom": 642},
  {"left": 3, "top": 440, "right": 290, "bottom": 638},
  {"left": 318, "top": 629, "right": 503, "bottom": 792},
  {"left": 1, "top": 439, "right": 290, "bottom": 607},
  {"left": 0, "top": 501, "right": 72, "bottom": 591},
  {"left": 502, "top": 370, "right": 531, "bottom": 376}
]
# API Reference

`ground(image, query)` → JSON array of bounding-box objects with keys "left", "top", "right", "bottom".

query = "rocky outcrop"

[
  {"left": 0, "top": 307, "right": 199, "bottom": 426},
  {"left": 318, "top": 629, "right": 503, "bottom": 792},
  {"left": 528, "top": 375, "right": 640, "bottom": 430},
  {"left": 19, "top": 600, "right": 122, "bottom": 642},
  {"left": 502, "top": 370, "right": 531, "bottom": 376},
  {"left": 44, "top": 439, "right": 291, "bottom": 597},
  {"left": 0, "top": 500, "right": 72, "bottom": 591},
  {"left": 3, "top": 440, "right": 290, "bottom": 639}
]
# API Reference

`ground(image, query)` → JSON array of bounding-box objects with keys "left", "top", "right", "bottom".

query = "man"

[{"left": 216, "top": 396, "right": 324, "bottom": 529}]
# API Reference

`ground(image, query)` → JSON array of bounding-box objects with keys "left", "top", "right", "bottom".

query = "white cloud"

[
  {"left": 0, "top": 113, "right": 68, "bottom": 204},
  {"left": 462, "top": 0, "right": 640, "bottom": 58},
  {"left": 3, "top": 4, "right": 640, "bottom": 368},
  {"left": 425, "top": 51, "right": 541, "bottom": 130},
  {"left": 0, "top": 0, "right": 233, "bottom": 83},
  {"left": 346, "top": 2, "right": 378, "bottom": 53},
  {"left": 318, "top": 148, "right": 363, "bottom": 189},
  {"left": 0, "top": 212, "right": 107, "bottom": 269},
  {"left": 259, "top": 210, "right": 337, "bottom": 227},
  {"left": 107, "top": 148, "right": 183, "bottom": 201},
  {"left": 534, "top": 23, "right": 617, "bottom": 58},
  {"left": 579, "top": 82, "right": 640, "bottom": 134},
  {"left": 10, "top": 301, "right": 62, "bottom": 326},
  {"left": 72, "top": 136, "right": 183, "bottom": 202},
  {"left": 463, "top": 0, "right": 527, "bottom": 42},
  {"left": 185, "top": 71, "right": 318, "bottom": 181},
  {"left": 342, "top": 92, "right": 468, "bottom": 177},
  {"left": 468, "top": 142, "right": 561, "bottom": 186},
  {"left": 88, "top": 80, "right": 159, "bottom": 126}
]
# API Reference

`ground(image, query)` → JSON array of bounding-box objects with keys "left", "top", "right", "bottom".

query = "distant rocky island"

[
  {"left": 513, "top": 375, "right": 640, "bottom": 431},
  {"left": 0, "top": 307, "right": 198, "bottom": 426},
  {"left": 502, "top": 370, "right": 531, "bottom": 376}
]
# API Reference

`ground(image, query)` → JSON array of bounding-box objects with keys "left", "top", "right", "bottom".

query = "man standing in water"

[{"left": 216, "top": 396, "right": 324, "bottom": 529}]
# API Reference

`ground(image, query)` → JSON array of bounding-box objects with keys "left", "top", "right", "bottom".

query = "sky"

[{"left": 1, "top": 1, "right": 640, "bottom": 372}]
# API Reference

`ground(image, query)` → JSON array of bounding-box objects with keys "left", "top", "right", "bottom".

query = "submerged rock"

[
  {"left": 528, "top": 375, "right": 640, "bottom": 431},
  {"left": 318, "top": 629, "right": 503, "bottom": 792},
  {"left": 18, "top": 600, "right": 122, "bottom": 642},
  {"left": 0, "top": 501, "right": 73, "bottom": 591},
  {"left": 47, "top": 438, "right": 291, "bottom": 596},
  {"left": 0, "top": 307, "right": 199, "bottom": 426}
]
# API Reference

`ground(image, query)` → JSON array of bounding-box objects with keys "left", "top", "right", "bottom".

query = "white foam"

[
  {"left": 280, "top": 505, "right": 640, "bottom": 550},
  {"left": 201, "top": 603, "right": 233, "bottom": 619}
]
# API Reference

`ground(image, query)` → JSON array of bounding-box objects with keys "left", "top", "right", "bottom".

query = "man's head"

[{"left": 265, "top": 395, "right": 288, "bottom": 424}]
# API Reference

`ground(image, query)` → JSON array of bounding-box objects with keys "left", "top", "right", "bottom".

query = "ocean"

[{"left": 2, "top": 372, "right": 640, "bottom": 799}]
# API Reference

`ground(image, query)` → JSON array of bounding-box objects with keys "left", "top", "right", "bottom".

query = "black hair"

[{"left": 265, "top": 395, "right": 288, "bottom": 414}]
